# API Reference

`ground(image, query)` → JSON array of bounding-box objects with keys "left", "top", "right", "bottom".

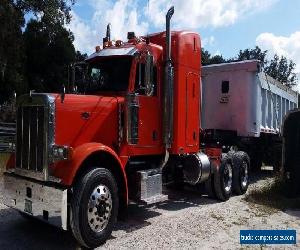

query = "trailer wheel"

[
  {"left": 214, "top": 153, "right": 233, "bottom": 201},
  {"left": 232, "top": 151, "right": 250, "bottom": 195},
  {"left": 70, "top": 167, "right": 119, "bottom": 248}
]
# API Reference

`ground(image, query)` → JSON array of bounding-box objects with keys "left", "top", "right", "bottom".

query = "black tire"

[
  {"left": 19, "top": 211, "right": 34, "bottom": 220},
  {"left": 232, "top": 151, "right": 250, "bottom": 195},
  {"left": 214, "top": 153, "right": 233, "bottom": 201},
  {"left": 70, "top": 168, "right": 119, "bottom": 248}
]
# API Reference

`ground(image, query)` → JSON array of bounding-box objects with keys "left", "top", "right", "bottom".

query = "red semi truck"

[{"left": 2, "top": 7, "right": 250, "bottom": 248}]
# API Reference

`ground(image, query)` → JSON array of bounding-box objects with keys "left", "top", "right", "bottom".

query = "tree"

[
  {"left": 201, "top": 48, "right": 226, "bottom": 66},
  {"left": 202, "top": 45, "right": 298, "bottom": 88},
  {"left": 0, "top": 0, "right": 26, "bottom": 103},
  {"left": 75, "top": 51, "right": 88, "bottom": 62},
  {"left": 24, "top": 19, "right": 76, "bottom": 92},
  {"left": 265, "top": 55, "right": 297, "bottom": 88},
  {"left": 236, "top": 46, "right": 268, "bottom": 67},
  {"left": 15, "top": 0, "right": 75, "bottom": 25},
  {"left": 0, "top": 0, "right": 76, "bottom": 103},
  {"left": 237, "top": 46, "right": 297, "bottom": 88}
]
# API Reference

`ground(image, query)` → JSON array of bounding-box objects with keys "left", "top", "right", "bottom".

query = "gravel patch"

[{"left": 0, "top": 172, "right": 299, "bottom": 249}]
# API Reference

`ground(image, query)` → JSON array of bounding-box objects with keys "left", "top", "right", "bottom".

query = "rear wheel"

[
  {"left": 70, "top": 167, "right": 119, "bottom": 248},
  {"left": 232, "top": 151, "right": 250, "bottom": 195},
  {"left": 214, "top": 153, "right": 233, "bottom": 201}
]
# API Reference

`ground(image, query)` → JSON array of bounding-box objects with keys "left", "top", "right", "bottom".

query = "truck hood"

[{"left": 54, "top": 94, "right": 123, "bottom": 149}]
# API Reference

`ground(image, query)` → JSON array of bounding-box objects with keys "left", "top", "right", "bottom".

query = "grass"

[
  {"left": 0, "top": 153, "right": 9, "bottom": 176},
  {"left": 244, "top": 175, "right": 300, "bottom": 211}
]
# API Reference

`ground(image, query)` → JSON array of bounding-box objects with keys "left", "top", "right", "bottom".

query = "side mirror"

[
  {"left": 145, "top": 53, "right": 154, "bottom": 96},
  {"left": 60, "top": 84, "right": 65, "bottom": 103},
  {"left": 71, "top": 62, "right": 88, "bottom": 93}
]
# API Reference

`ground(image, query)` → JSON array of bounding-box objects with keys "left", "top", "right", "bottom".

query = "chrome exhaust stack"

[
  {"left": 106, "top": 23, "right": 111, "bottom": 42},
  {"left": 163, "top": 6, "right": 174, "bottom": 149},
  {"left": 103, "top": 23, "right": 111, "bottom": 45}
]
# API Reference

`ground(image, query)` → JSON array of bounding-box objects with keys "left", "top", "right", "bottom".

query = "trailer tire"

[
  {"left": 70, "top": 167, "right": 119, "bottom": 248},
  {"left": 232, "top": 151, "right": 250, "bottom": 195},
  {"left": 214, "top": 153, "right": 233, "bottom": 201}
]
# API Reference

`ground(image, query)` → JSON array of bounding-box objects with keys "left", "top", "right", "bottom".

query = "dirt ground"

[{"left": 0, "top": 156, "right": 299, "bottom": 249}]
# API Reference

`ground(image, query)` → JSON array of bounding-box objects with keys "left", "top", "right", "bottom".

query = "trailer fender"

[{"left": 56, "top": 143, "right": 128, "bottom": 204}]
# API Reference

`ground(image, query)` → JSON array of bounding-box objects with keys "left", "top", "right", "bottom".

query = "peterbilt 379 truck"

[{"left": 1, "top": 7, "right": 297, "bottom": 248}]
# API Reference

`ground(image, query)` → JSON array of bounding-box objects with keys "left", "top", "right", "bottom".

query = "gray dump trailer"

[{"left": 201, "top": 60, "right": 298, "bottom": 170}]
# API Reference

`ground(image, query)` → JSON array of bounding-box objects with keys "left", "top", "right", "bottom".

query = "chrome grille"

[
  {"left": 14, "top": 94, "right": 55, "bottom": 181},
  {"left": 16, "top": 105, "right": 46, "bottom": 172}
]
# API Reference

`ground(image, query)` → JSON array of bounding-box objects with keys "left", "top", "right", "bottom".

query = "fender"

[{"left": 54, "top": 142, "right": 128, "bottom": 203}]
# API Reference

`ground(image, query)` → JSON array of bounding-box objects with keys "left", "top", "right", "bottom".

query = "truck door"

[{"left": 125, "top": 57, "right": 163, "bottom": 155}]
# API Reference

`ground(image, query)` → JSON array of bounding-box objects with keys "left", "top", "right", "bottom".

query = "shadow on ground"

[
  {"left": 0, "top": 186, "right": 221, "bottom": 250},
  {"left": 249, "top": 169, "right": 275, "bottom": 184},
  {"left": 0, "top": 171, "right": 277, "bottom": 249}
]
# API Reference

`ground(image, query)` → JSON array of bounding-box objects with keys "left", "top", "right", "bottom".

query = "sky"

[{"left": 67, "top": 0, "right": 300, "bottom": 91}]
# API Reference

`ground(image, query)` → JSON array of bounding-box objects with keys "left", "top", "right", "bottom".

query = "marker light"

[
  {"left": 115, "top": 40, "right": 123, "bottom": 47},
  {"left": 95, "top": 46, "right": 101, "bottom": 52}
]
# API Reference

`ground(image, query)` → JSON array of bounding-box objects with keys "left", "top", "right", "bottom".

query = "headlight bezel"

[{"left": 51, "top": 145, "right": 73, "bottom": 162}]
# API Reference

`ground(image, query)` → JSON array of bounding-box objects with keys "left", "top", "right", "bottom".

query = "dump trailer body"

[{"left": 201, "top": 60, "right": 298, "bottom": 138}]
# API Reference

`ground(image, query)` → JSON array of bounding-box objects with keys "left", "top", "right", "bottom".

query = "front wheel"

[{"left": 70, "top": 168, "right": 119, "bottom": 248}]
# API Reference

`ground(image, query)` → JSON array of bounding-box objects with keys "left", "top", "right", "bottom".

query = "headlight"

[{"left": 51, "top": 145, "right": 73, "bottom": 162}]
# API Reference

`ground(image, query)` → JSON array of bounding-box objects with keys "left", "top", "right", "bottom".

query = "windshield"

[{"left": 82, "top": 57, "right": 132, "bottom": 93}]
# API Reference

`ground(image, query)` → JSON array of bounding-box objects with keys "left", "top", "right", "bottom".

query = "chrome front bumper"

[{"left": 3, "top": 173, "right": 68, "bottom": 230}]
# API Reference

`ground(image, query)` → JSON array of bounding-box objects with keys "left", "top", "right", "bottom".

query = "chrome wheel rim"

[
  {"left": 240, "top": 160, "right": 248, "bottom": 188},
  {"left": 223, "top": 163, "right": 233, "bottom": 192},
  {"left": 87, "top": 184, "right": 112, "bottom": 233}
]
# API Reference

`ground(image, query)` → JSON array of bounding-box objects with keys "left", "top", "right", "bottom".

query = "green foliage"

[
  {"left": 0, "top": 0, "right": 76, "bottom": 102},
  {"left": 0, "top": 0, "right": 26, "bottom": 103},
  {"left": 202, "top": 45, "right": 298, "bottom": 88},
  {"left": 15, "top": 0, "right": 75, "bottom": 25},
  {"left": 265, "top": 55, "right": 297, "bottom": 88},
  {"left": 237, "top": 46, "right": 297, "bottom": 87},
  {"left": 24, "top": 19, "right": 76, "bottom": 92},
  {"left": 201, "top": 48, "right": 226, "bottom": 66},
  {"left": 236, "top": 46, "right": 268, "bottom": 67},
  {"left": 75, "top": 51, "right": 88, "bottom": 62}
]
